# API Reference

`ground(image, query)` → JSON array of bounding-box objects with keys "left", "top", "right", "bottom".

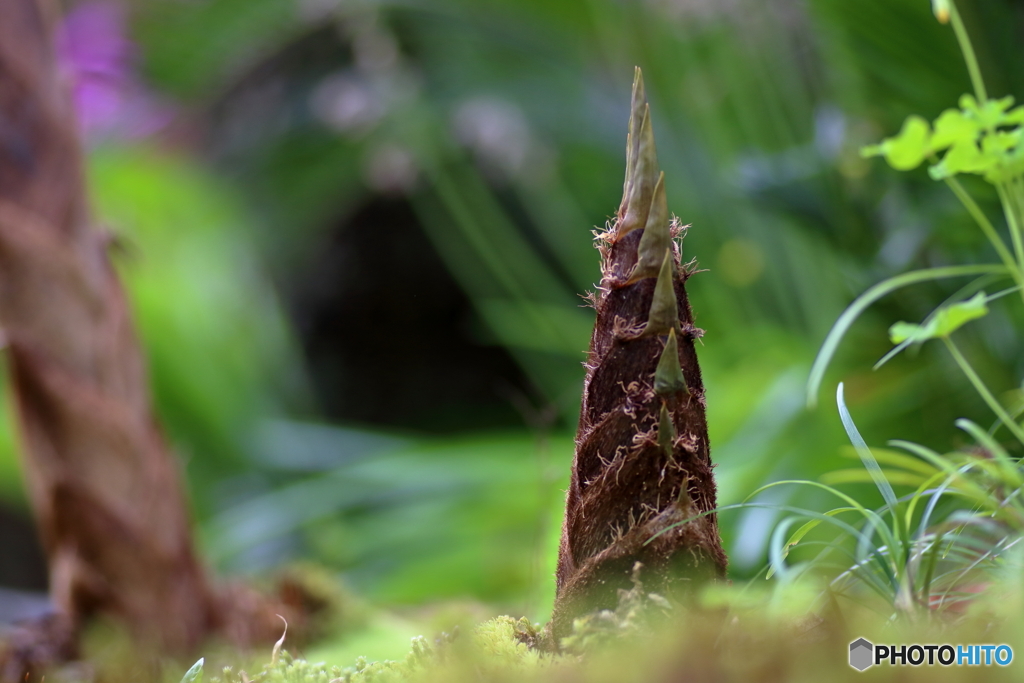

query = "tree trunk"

[
  {"left": 552, "top": 69, "right": 727, "bottom": 641},
  {"left": 0, "top": 0, "right": 217, "bottom": 655}
]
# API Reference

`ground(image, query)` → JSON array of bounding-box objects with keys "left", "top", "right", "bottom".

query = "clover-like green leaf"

[
  {"left": 1005, "top": 106, "right": 1024, "bottom": 126},
  {"left": 888, "top": 291, "right": 989, "bottom": 344},
  {"left": 984, "top": 142, "right": 1024, "bottom": 183},
  {"left": 930, "top": 109, "right": 979, "bottom": 150},
  {"left": 960, "top": 94, "right": 1017, "bottom": 129},
  {"left": 861, "top": 115, "right": 930, "bottom": 170},
  {"left": 928, "top": 139, "right": 989, "bottom": 180},
  {"left": 958, "top": 94, "right": 983, "bottom": 124},
  {"left": 982, "top": 129, "right": 1022, "bottom": 154}
]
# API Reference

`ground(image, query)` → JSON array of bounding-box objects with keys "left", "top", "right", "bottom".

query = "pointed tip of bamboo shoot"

[
  {"left": 630, "top": 68, "right": 646, "bottom": 141},
  {"left": 619, "top": 68, "right": 648, "bottom": 217},
  {"left": 654, "top": 327, "right": 688, "bottom": 396},
  {"left": 618, "top": 102, "right": 659, "bottom": 237},
  {"left": 645, "top": 249, "right": 678, "bottom": 335}
]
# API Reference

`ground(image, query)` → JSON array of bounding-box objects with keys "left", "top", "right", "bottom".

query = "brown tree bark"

[
  {"left": 551, "top": 69, "right": 727, "bottom": 641},
  {"left": 0, "top": 0, "right": 217, "bottom": 659}
]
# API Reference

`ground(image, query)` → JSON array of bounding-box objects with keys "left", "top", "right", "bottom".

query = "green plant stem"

[
  {"left": 944, "top": 177, "right": 1021, "bottom": 285},
  {"left": 948, "top": 0, "right": 987, "bottom": 103},
  {"left": 995, "top": 179, "right": 1024, "bottom": 306},
  {"left": 996, "top": 183, "right": 1024, "bottom": 272},
  {"left": 942, "top": 336, "right": 1024, "bottom": 445},
  {"left": 1012, "top": 179, "right": 1024, "bottom": 259}
]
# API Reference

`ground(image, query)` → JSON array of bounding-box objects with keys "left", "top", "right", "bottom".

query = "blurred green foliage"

[{"left": 3, "top": 0, "right": 1023, "bottom": 623}]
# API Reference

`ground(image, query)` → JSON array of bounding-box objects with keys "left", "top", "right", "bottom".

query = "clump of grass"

[{"left": 770, "top": 0, "right": 1024, "bottom": 621}]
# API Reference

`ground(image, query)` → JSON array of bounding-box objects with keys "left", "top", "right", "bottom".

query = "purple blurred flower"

[{"left": 57, "top": 1, "right": 173, "bottom": 142}]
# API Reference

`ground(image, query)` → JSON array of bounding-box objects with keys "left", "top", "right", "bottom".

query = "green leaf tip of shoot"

[
  {"left": 631, "top": 172, "right": 671, "bottom": 281},
  {"left": 932, "top": 0, "right": 950, "bottom": 23},
  {"left": 619, "top": 103, "right": 659, "bottom": 238},
  {"left": 180, "top": 658, "right": 204, "bottom": 683},
  {"left": 645, "top": 249, "right": 678, "bottom": 335},
  {"left": 888, "top": 290, "right": 989, "bottom": 344},
  {"left": 654, "top": 327, "right": 687, "bottom": 396},
  {"left": 620, "top": 67, "right": 647, "bottom": 216}
]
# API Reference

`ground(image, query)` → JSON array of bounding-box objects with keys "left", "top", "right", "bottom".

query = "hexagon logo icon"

[{"left": 849, "top": 638, "right": 874, "bottom": 671}]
